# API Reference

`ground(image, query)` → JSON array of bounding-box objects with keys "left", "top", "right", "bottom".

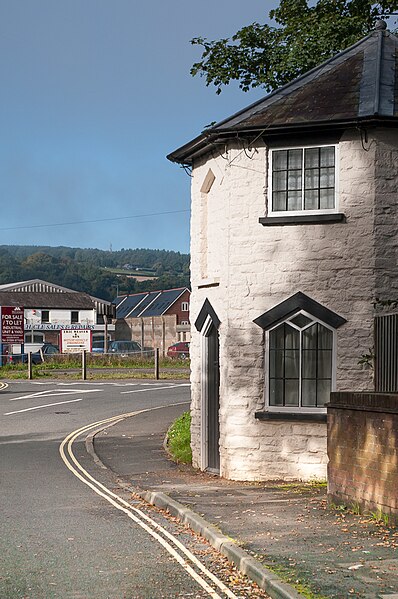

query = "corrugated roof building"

[{"left": 115, "top": 287, "right": 190, "bottom": 353}]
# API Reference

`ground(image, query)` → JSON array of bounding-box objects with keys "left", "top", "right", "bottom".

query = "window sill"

[
  {"left": 255, "top": 411, "right": 327, "bottom": 422},
  {"left": 259, "top": 213, "right": 345, "bottom": 226}
]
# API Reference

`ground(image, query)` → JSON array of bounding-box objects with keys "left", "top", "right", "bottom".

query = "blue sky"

[{"left": 0, "top": 1, "right": 273, "bottom": 254}]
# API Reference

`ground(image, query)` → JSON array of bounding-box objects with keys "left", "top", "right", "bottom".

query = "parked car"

[
  {"left": 107, "top": 340, "right": 141, "bottom": 355},
  {"left": 167, "top": 342, "right": 190, "bottom": 359},
  {"left": 8, "top": 343, "right": 59, "bottom": 365},
  {"left": 91, "top": 340, "right": 105, "bottom": 353}
]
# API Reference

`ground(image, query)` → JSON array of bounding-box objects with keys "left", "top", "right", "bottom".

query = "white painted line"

[
  {"left": 60, "top": 404, "right": 236, "bottom": 599},
  {"left": 9, "top": 389, "right": 99, "bottom": 402},
  {"left": 4, "top": 398, "right": 82, "bottom": 415},
  {"left": 121, "top": 384, "right": 190, "bottom": 395}
]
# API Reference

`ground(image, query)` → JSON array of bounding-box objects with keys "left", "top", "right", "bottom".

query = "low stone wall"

[{"left": 327, "top": 392, "right": 398, "bottom": 518}]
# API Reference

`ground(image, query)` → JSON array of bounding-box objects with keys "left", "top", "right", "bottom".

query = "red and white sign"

[
  {"left": 1, "top": 306, "right": 24, "bottom": 344},
  {"left": 60, "top": 329, "right": 92, "bottom": 353}
]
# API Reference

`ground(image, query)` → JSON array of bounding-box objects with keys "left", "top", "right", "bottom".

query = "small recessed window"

[
  {"left": 41, "top": 310, "right": 50, "bottom": 323},
  {"left": 71, "top": 311, "right": 79, "bottom": 324},
  {"left": 200, "top": 168, "right": 215, "bottom": 194},
  {"left": 181, "top": 302, "right": 189, "bottom": 312},
  {"left": 269, "top": 145, "right": 337, "bottom": 215}
]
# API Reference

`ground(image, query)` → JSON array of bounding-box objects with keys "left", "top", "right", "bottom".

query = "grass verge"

[{"left": 166, "top": 411, "right": 192, "bottom": 464}]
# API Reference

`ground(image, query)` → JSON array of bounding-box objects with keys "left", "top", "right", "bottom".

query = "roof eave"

[{"left": 169, "top": 116, "right": 398, "bottom": 164}]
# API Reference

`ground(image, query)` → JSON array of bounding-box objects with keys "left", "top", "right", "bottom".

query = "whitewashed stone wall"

[{"left": 189, "top": 128, "right": 397, "bottom": 481}]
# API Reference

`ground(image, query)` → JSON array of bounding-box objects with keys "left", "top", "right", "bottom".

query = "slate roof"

[
  {"left": 115, "top": 288, "right": 189, "bottom": 319},
  {"left": 168, "top": 23, "right": 398, "bottom": 165},
  {"left": 0, "top": 291, "right": 95, "bottom": 310},
  {"left": 0, "top": 279, "right": 115, "bottom": 316}
]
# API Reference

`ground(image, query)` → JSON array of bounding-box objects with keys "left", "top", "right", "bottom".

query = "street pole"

[
  {"left": 82, "top": 350, "right": 87, "bottom": 380},
  {"left": 154, "top": 347, "right": 159, "bottom": 380}
]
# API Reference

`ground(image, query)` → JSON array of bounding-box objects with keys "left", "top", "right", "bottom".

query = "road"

[{"left": 0, "top": 380, "right": 267, "bottom": 599}]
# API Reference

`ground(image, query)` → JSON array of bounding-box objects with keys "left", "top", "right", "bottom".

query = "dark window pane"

[
  {"left": 273, "top": 170, "right": 287, "bottom": 191},
  {"left": 302, "top": 350, "right": 317, "bottom": 378},
  {"left": 304, "top": 189, "right": 319, "bottom": 210},
  {"left": 270, "top": 379, "right": 284, "bottom": 406},
  {"left": 318, "top": 325, "right": 333, "bottom": 349},
  {"left": 288, "top": 170, "right": 302, "bottom": 190},
  {"left": 285, "top": 379, "right": 299, "bottom": 406},
  {"left": 270, "top": 326, "right": 285, "bottom": 350},
  {"left": 302, "top": 379, "right": 317, "bottom": 406},
  {"left": 304, "top": 169, "right": 319, "bottom": 190},
  {"left": 287, "top": 190, "right": 302, "bottom": 211},
  {"left": 290, "top": 313, "right": 312, "bottom": 328},
  {"left": 304, "top": 147, "right": 319, "bottom": 168},
  {"left": 288, "top": 149, "right": 302, "bottom": 169},
  {"left": 318, "top": 350, "right": 332, "bottom": 378},
  {"left": 320, "top": 146, "right": 335, "bottom": 167},
  {"left": 319, "top": 188, "right": 335, "bottom": 210},
  {"left": 320, "top": 167, "right": 335, "bottom": 188},
  {"left": 273, "top": 191, "right": 287, "bottom": 211},
  {"left": 303, "top": 324, "right": 318, "bottom": 350},
  {"left": 285, "top": 350, "right": 299, "bottom": 378},
  {"left": 317, "top": 379, "right": 331, "bottom": 406},
  {"left": 273, "top": 150, "right": 288, "bottom": 170},
  {"left": 285, "top": 325, "right": 299, "bottom": 349},
  {"left": 270, "top": 350, "right": 284, "bottom": 378}
]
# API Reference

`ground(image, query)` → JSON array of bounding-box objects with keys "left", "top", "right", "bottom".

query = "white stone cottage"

[{"left": 168, "top": 23, "right": 398, "bottom": 481}]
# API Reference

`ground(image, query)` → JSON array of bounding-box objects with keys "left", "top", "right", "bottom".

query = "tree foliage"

[
  {"left": 0, "top": 246, "right": 190, "bottom": 300},
  {"left": 191, "top": 0, "right": 398, "bottom": 94}
]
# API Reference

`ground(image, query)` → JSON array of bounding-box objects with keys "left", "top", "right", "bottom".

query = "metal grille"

[{"left": 374, "top": 314, "right": 398, "bottom": 392}]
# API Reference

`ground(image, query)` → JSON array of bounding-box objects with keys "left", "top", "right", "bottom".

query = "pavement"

[{"left": 90, "top": 401, "right": 398, "bottom": 599}]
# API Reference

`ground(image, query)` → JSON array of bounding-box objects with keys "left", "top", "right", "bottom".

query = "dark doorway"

[{"left": 205, "top": 323, "right": 220, "bottom": 472}]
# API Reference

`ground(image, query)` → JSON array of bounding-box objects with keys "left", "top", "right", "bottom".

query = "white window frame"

[
  {"left": 181, "top": 302, "right": 189, "bottom": 312},
  {"left": 268, "top": 143, "right": 339, "bottom": 217},
  {"left": 265, "top": 310, "right": 336, "bottom": 414}
]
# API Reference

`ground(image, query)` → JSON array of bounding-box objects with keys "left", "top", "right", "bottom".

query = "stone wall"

[
  {"left": 117, "top": 314, "right": 178, "bottom": 355},
  {"left": 189, "top": 128, "right": 398, "bottom": 481},
  {"left": 328, "top": 392, "right": 398, "bottom": 518}
]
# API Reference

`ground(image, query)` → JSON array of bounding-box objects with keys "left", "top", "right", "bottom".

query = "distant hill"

[{"left": 0, "top": 245, "right": 190, "bottom": 301}]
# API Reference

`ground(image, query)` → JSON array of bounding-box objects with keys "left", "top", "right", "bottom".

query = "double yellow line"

[{"left": 59, "top": 405, "right": 238, "bottom": 599}]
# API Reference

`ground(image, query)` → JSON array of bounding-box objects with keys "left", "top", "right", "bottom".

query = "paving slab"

[{"left": 93, "top": 406, "right": 398, "bottom": 599}]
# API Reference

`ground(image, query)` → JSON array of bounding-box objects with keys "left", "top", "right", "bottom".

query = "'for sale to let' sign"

[{"left": 1, "top": 306, "right": 25, "bottom": 344}]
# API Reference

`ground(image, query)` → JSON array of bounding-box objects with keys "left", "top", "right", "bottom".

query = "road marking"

[
  {"left": 60, "top": 406, "right": 237, "bottom": 599},
  {"left": 9, "top": 388, "right": 99, "bottom": 402},
  {"left": 121, "top": 383, "right": 190, "bottom": 394},
  {"left": 5, "top": 398, "right": 82, "bottom": 415}
]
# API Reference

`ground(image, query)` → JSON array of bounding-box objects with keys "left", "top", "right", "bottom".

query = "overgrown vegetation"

[{"left": 167, "top": 411, "right": 192, "bottom": 464}]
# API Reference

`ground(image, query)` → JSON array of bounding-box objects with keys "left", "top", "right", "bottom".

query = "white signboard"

[{"left": 60, "top": 329, "right": 92, "bottom": 353}]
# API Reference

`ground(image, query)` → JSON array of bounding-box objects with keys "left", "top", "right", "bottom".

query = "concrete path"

[{"left": 92, "top": 405, "right": 398, "bottom": 599}]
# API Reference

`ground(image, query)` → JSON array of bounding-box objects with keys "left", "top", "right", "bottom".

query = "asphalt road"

[{"left": 1, "top": 379, "right": 231, "bottom": 599}]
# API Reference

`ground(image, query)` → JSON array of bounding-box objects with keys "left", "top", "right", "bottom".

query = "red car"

[{"left": 167, "top": 342, "right": 190, "bottom": 359}]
